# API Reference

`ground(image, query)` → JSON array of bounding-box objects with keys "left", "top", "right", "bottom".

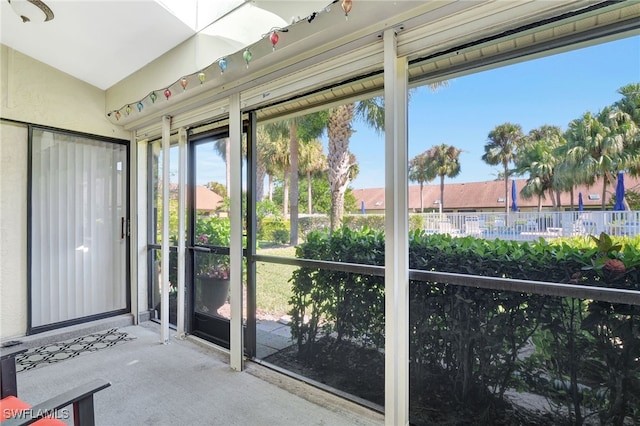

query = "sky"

[
  {"left": 186, "top": 35, "right": 639, "bottom": 190},
  {"left": 350, "top": 35, "right": 640, "bottom": 189}
]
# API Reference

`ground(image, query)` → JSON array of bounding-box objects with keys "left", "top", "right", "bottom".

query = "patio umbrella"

[
  {"left": 361, "top": 200, "right": 365, "bottom": 214},
  {"left": 511, "top": 180, "right": 518, "bottom": 212},
  {"left": 578, "top": 192, "right": 584, "bottom": 211},
  {"left": 614, "top": 172, "right": 625, "bottom": 211}
]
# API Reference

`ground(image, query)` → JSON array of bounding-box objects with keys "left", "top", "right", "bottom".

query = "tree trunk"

[
  {"left": 256, "top": 161, "right": 266, "bottom": 202},
  {"left": 419, "top": 182, "right": 424, "bottom": 213},
  {"left": 440, "top": 175, "right": 445, "bottom": 210},
  {"left": 327, "top": 104, "right": 355, "bottom": 231},
  {"left": 283, "top": 167, "right": 289, "bottom": 217},
  {"left": 307, "top": 171, "right": 313, "bottom": 214},
  {"left": 289, "top": 123, "right": 299, "bottom": 245},
  {"left": 503, "top": 162, "right": 509, "bottom": 215},
  {"left": 268, "top": 174, "right": 273, "bottom": 201}
]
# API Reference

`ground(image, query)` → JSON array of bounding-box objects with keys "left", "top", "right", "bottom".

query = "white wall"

[{"left": 0, "top": 46, "right": 131, "bottom": 338}]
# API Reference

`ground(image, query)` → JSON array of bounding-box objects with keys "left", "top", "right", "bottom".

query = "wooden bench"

[{"left": 0, "top": 345, "right": 110, "bottom": 426}]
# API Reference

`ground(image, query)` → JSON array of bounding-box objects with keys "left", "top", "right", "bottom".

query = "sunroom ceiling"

[{"left": 0, "top": 0, "right": 329, "bottom": 90}]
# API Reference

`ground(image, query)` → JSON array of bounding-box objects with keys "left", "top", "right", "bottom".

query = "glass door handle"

[{"left": 121, "top": 217, "right": 125, "bottom": 239}]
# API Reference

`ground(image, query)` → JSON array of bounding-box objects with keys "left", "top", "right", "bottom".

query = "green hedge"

[{"left": 289, "top": 229, "right": 640, "bottom": 423}]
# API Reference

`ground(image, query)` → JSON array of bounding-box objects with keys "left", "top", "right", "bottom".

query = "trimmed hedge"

[{"left": 289, "top": 228, "right": 640, "bottom": 424}]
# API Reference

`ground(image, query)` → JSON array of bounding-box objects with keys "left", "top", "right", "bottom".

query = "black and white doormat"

[{"left": 15, "top": 328, "right": 135, "bottom": 372}]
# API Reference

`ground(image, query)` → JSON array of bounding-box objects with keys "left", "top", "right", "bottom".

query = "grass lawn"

[{"left": 255, "top": 245, "right": 297, "bottom": 318}]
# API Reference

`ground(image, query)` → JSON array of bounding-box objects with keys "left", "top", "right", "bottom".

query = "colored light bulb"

[
  {"left": 150, "top": 92, "right": 157, "bottom": 103},
  {"left": 164, "top": 89, "right": 171, "bottom": 100},
  {"left": 137, "top": 102, "right": 143, "bottom": 112},
  {"left": 180, "top": 77, "right": 188, "bottom": 90},
  {"left": 219, "top": 58, "right": 227, "bottom": 74},
  {"left": 342, "top": 0, "right": 352, "bottom": 18},
  {"left": 198, "top": 72, "right": 206, "bottom": 84},
  {"left": 270, "top": 32, "right": 279, "bottom": 50},
  {"left": 243, "top": 49, "right": 252, "bottom": 68}
]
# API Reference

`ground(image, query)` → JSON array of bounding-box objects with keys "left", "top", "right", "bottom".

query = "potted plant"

[{"left": 194, "top": 217, "right": 232, "bottom": 314}]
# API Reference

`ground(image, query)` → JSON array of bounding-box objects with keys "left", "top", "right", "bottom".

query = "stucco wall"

[
  {"left": 0, "top": 46, "right": 133, "bottom": 338},
  {"left": 1, "top": 46, "right": 129, "bottom": 139},
  {"left": 0, "top": 122, "right": 28, "bottom": 338}
]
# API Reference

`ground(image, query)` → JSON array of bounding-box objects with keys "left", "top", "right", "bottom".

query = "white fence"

[{"left": 418, "top": 210, "right": 640, "bottom": 241}]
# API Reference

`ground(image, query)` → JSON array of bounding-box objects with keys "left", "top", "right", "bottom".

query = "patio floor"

[{"left": 11, "top": 320, "right": 383, "bottom": 426}]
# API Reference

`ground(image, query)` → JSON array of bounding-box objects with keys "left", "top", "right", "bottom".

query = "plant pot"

[{"left": 197, "top": 277, "right": 230, "bottom": 312}]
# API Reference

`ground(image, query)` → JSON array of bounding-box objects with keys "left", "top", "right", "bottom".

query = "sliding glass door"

[{"left": 30, "top": 128, "right": 129, "bottom": 332}]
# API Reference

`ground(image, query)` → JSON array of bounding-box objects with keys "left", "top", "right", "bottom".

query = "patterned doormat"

[{"left": 16, "top": 328, "right": 135, "bottom": 372}]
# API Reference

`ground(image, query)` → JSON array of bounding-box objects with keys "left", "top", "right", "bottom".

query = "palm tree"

[
  {"left": 424, "top": 144, "right": 462, "bottom": 210},
  {"left": 265, "top": 114, "right": 326, "bottom": 244},
  {"left": 327, "top": 103, "right": 358, "bottom": 231},
  {"left": 612, "top": 83, "right": 640, "bottom": 176},
  {"left": 298, "top": 140, "right": 327, "bottom": 214},
  {"left": 515, "top": 126, "right": 564, "bottom": 211},
  {"left": 481, "top": 123, "right": 524, "bottom": 214},
  {"left": 326, "top": 83, "right": 449, "bottom": 230},
  {"left": 563, "top": 111, "right": 625, "bottom": 209},
  {"left": 408, "top": 152, "right": 431, "bottom": 213},
  {"left": 213, "top": 138, "right": 231, "bottom": 197}
]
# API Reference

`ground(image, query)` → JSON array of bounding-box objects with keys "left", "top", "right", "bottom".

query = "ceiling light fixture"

[{"left": 8, "top": 0, "right": 54, "bottom": 23}]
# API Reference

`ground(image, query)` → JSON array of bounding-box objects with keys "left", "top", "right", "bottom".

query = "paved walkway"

[{"left": 12, "top": 322, "right": 382, "bottom": 426}]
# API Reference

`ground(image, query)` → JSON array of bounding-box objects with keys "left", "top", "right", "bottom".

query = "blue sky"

[
  {"left": 189, "top": 35, "right": 639, "bottom": 189},
  {"left": 350, "top": 35, "right": 640, "bottom": 189}
]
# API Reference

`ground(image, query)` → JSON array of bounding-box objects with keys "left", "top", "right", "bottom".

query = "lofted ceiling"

[{"left": 0, "top": 0, "right": 330, "bottom": 90}]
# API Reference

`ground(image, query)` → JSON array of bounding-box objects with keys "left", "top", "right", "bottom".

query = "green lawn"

[{"left": 255, "top": 245, "right": 297, "bottom": 318}]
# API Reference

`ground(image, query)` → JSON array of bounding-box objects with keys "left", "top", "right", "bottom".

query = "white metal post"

[
  {"left": 160, "top": 115, "right": 171, "bottom": 344},
  {"left": 383, "top": 28, "right": 409, "bottom": 426},
  {"left": 176, "top": 127, "right": 187, "bottom": 337},
  {"left": 229, "top": 93, "right": 244, "bottom": 371}
]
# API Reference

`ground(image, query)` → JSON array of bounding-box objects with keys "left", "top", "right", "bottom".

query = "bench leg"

[
  {"left": 73, "top": 395, "right": 96, "bottom": 426},
  {"left": 0, "top": 357, "right": 19, "bottom": 398}
]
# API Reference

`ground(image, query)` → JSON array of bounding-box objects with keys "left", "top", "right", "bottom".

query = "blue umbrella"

[
  {"left": 511, "top": 180, "right": 518, "bottom": 212},
  {"left": 578, "top": 192, "right": 584, "bottom": 211},
  {"left": 614, "top": 172, "right": 625, "bottom": 211},
  {"left": 361, "top": 200, "right": 365, "bottom": 214}
]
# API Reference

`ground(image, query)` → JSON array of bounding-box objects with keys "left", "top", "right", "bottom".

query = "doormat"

[{"left": 15, "top": 328, "right": 135, "bottom": 372}]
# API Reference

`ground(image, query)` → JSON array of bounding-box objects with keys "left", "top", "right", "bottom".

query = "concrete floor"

[{"left": 12, "top": 321, "right": 383, "bottom": 426}]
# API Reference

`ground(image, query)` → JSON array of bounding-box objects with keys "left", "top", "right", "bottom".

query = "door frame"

[{"left": 27, "top": 124, "right": 131, "bottom": 334}]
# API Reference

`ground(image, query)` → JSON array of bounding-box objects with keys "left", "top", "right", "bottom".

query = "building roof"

[
  {"left": 353, "top": 176, "right": 640, "bottom": 212},
  {"left": 195, "top": 185, "right": 224, "bottom": 212}
]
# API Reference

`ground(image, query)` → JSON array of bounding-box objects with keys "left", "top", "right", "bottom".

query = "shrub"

[{"left": 289, "top": 229, "right": 640, "bottom": 423}]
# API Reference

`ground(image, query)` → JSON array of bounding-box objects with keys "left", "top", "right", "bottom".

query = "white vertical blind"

[{"left": 31, "top": 129, "right": 127, "bottom": 328}]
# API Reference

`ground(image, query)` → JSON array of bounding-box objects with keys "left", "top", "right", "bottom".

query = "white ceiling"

[{"left": 0, "top": 0, "right": 330, "bottom": 90}]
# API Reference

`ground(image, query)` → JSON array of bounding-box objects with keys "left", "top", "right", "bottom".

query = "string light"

[
  {"left": 243, "top": 48, "right": 252, "bottom": 68},
  {"left": 106, "top": 5, "right": 345, "bottom": 122},
  {"left": 342, "top": 0, "right": 352, "bottom": 19},
  {"left": 270, "top": 31, "right": 279, "bottom": 50}
]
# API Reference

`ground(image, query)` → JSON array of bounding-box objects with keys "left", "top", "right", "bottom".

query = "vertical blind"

[{"left": 31, "top": 129, "right": 127, "bottom": 328}]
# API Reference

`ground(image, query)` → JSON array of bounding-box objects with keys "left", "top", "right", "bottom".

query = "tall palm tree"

[
  {"left": 612, "top": 83, "right": 640, "bottom": 176},
  {"left": 298, "top": 140, "right": 327, "bottom": 214},
  {"left": 327, "top": 103, "right": 358, "bottom": 231},
  {"left": 481, "top": 123, "right": 524, "bottom": 214},
  {"left": 563, "top": 111, "right": 625, "bottom": 209},
  {"left": 408, "top": 152, "right": 431, "bottom": 213},
  {"left": 424, "top": 144, "right": 462, "bottom": 210},
  {"left": 326, "top": 82, "right": 449, "bottom": 230},
  {"left": 265, "top": 114, "right": 326, "bottom": 244},
  {"left": 515, "top": 126, "right": 564, "bottom": 211},
  {"left": 213, "top": 138, "right": 231, "bottom": 196}
]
